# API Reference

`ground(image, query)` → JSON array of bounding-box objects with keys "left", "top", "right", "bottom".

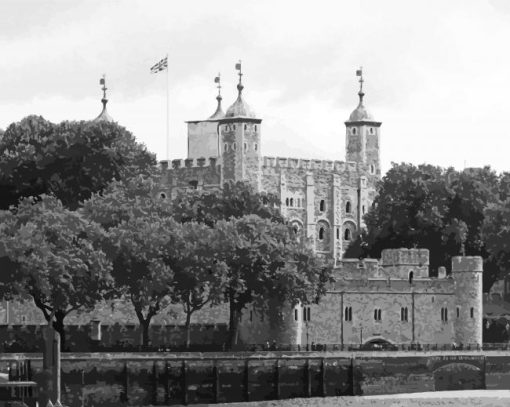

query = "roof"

[
  {"left": 93, "top": 98, "right": 114, "bottom": 123},
  {"left": 225, "top": 83, "right": 257, "bottom": 119}
]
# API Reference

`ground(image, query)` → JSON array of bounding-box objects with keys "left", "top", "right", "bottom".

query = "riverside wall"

[{"left": 2, "top": 351, "right": 510, "bottom": 406}]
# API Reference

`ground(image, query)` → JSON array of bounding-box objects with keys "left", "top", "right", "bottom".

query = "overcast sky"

[{"left": 1, "top": 0, "right": 509, "bottom": 175}]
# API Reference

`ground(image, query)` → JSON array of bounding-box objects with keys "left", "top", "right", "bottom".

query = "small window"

[
  {"left": 374, "top": 308, "right": 382, "bottom": 321},
  {"left": 344, "top": 228, "right": 351, "bottom": 240},
  {"left": 254, "top": 125, "right": 258, "bottom": 131},
  {"left": 401, "top": 307, "right": 408, "bottom": 322},
  {"left": 224, "top": 143, "right": 229, "bottom": 152},
  {"left": 352, "top": 128, "right": 357, "bottom": 135},
  {"left": 336, "top": 228, "right": 340, "bottom": 239},
  {"left": 290, "top": 198, "right": 294, "bottom": 207},
  {"left": 244, "top": 142, "right": 248, "bottom": 152},
  {"left": 285, "top": 198, "right": 289, "bottom": 206},
  {"left": 189, "top": 180, "right": 198, "bottom": 190},
  {"left": 370, "top": 164, "right": 375, "bottom": 174},
  {"left": 319, "top": 199, "right": 325, "bottom": 212},
  {"left": 244, "top": 124, "right": 247, "bottom": 130},
  {"left": 307, "top": 307, "right": 311, "bottom": 321},
  {"left": 297, "top": 198, "right": 300, "bottom": 207},
  {"left": 293, "top": 225, "right": 299, "bottom": 235},
  {"left": 408, "top": 271, "right": 414, "bottom": 284},
  {"left": 232, "top": 142, "right": 237, "bottom": 151},
  {"left": 370, "top": 127, "right": 374, "bottom": 134},
  {"left": 457, "top": 306, "right": 460, "bottom": 318},
  {"left": 362, "top": 205, "right": 365, "bottom": 214},
  {"left": 159, "top": 192, "right": 167, "bottom": 199},
  {"left": 346, "top": 201, "right": 351, "bottom": 213},
  {"left": 254, "top": 143, "right": 258, "bottom": 151},
  {"left": 233, "top": 125, "right": 236, "bottom": 130},
  {"left": 441, "top": 307, "right": 448, "bottom": 322},
  {"left": 303, "top": 306, "right": 311, "bottom": 322},
  {"left": 294, "top": 309, "right": 298, "bottom": 321},
  {"left": 470, "top": 307, "right": 474, "bottom": 318},
  {"left": 432, "top": 296, "right": 434, "bottom": 303},
  {"left": 345, "top": 306, "right": 352, "bottom": 321},
  {"left": 21, "top": 315, "right": 27, "bottom": 324},
  {"left": 318, "top": 227, "right": 325, "bottom": 240}
]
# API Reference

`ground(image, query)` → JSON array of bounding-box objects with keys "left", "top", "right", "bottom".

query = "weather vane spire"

[
  {"left": 214, "top": 72, "right": 222, "bottom": 97},
  {"left": 235, "top": 60, "right": 243, "bottom": 95},
  {"left": 99, "top": 74, "right": 108, "bottom": 108},
  {"left": 356, "top": 66, "right": 364, "bottom": 104}
]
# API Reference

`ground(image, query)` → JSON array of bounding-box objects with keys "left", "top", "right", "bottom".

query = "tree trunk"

[
  {"left": 185, "top": 311, "right": 192, "bottom": 349},
  {"left": 53, "top": 311, "right": 66, "bottom": 351},
  {"left": 228, "top": 299, "right": 242, "bottom": 350},
  {"left": 141, "top": 319, "right": 151, "bottom": 349}
]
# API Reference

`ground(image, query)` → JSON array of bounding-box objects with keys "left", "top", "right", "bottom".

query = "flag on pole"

[
  {"left": 214, "top": 76, "right": 220, "bottom": 83},
  {"left": 356, "top": 68, "right": 363, "bottom": 76},
  {"left": 150, "top": 56, "right": 168, "bottom": 74}
]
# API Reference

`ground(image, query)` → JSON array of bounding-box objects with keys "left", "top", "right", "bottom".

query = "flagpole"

[{"left": 166, "top": 53, "right": 169, "bottom": 161}]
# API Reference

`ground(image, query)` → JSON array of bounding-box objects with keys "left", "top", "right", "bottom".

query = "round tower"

[
  {"left": 452, "top": 256, "right": 483, "bottom": 347},
  {"left": 344, "top": 68, "right": 381, "bottom": 178},
  {"left": 218, "top": 61, "right": 262, "bottom": 191}
]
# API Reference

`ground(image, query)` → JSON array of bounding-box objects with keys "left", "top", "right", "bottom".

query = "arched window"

[
  {"left": 374, "top": 308, "right": 382, "bottom": 321},
  {"left": 293, "top": 225, "right": 299, "bottom": 235},
  {"left": 319, "top": 199, "right": 325, "bottom": 212},
  {"left": 224, "top": 143, "right": 229, "bottom": 152},
  {"left": 290, "top": 198, "right": 294, "bottom": 207},
  {"left": 285, "top": 198, "right": 289, "bottom": 206},
  {"left": 254, "top": 143, "right": 258, "bottom": 151},
  {"left": 336, "top": 228, "right": 340, "bottom": 239},
  {"left": 244, "top": 124, "right": 247, "bottom": 130},
  {"left": 408, "top": 271, "right": 414, "bottom": 284},
  {"left": 370, "top": 164, "right": 375, "bottom": 174},
  {"left": 232, "top": 142, "right": 237, "bottom": 151},
  {"left": 344, "top": 228, "right": 351, "bottom": 240},
  {"left": 346, "top": 201, "right": 351, "bottom": 213},
  {"left": 470, "top": 307, "right": 474, "bottom": 318},
  {"left": 244, "top": 142, "right": 248, "bottom": 152},
  {"left": 345, "top": 306, "right": 352, "bottom": 321},
  {"left": 352, "top": 127, "right": 357, "bottom": 135},
  {"left": 318, "top": 227, "right": 325, "bottom": 240}
]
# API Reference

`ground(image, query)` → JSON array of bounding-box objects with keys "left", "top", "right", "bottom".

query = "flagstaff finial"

[
  {"left": 209, "top": 73, "right": 225, "bottom": 119},
  {"left": 215, "top": 72, "right": 222, "bottom": 98},
  {"left": 100, "top": 74, "right": 108, "bottom": 108},
  {"left": 235, "top": 60, "right": 243, "bottom": 95},
  {"left": 93, "top": 74, "right": 114, "bottom": 122},
  {"left": 356, "top": 67, "right": 364, "bottom": 104}
]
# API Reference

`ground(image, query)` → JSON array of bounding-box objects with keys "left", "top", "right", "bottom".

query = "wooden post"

[
  {"left": 164, "top": 360, "right": 170, "bottom": 405},
  {"left": 52, "top": 330, "right": 61, "bottom": 404},
  {"left": 152, "top": 361, "right": 158, "bottom": 405},
  {"left": 275, "top": 359, "right": 280, "bottom": 400},
  {"left": 213, "top": 361, "right": 220, "bottom": 403},
  {"left": 305, "top": 359, "right": 311, "bottom": 398},
  {"left": 244, "top": 359, "right": 250, "bottom": 402},
  {"left": 181, "top": 360, "right": 188, "bottom": 405},
  {"left": 122, "top": 362, "right": 129, "bottom": 403},
  {"left": 321, "top": 358, "right": 326, "bottom": 397}
]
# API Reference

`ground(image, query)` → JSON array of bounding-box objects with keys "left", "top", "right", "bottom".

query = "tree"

[
  {"left": 0, "top": 195, "right": 112, "bottom": 349},
  {"left": 0, "top": 116, "right": 156, "bottom": 210},
  {"left": 168, "top": 222, "right": 227, "bottom": 349},
  {"left": 213, "top": 215, "right": 332, "bottom": 348},
  {"left": 171, "top": 180, "right": 284, "bottom": 226},
  {"left": 350, "top": 163, "right": 502, "bottom": 289},
  {"left": 82, "top": 175, "right": 175, "bottom": 347}
]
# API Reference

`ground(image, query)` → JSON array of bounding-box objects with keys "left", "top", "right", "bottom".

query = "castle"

[
  {"left": 0, "top": 66, "right": 483, "bottom": 350},
  {"left": 156, "top": 64, "right": 483, "bottom": 348}
]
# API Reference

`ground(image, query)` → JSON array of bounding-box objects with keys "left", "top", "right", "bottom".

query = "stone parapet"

[
  {"left": 381, "top": 248, "right": 430, "bottom": 267},
  {"left": 263, "top": 156, "right": 359, "bottom": 172},
  {"left": 159, "top": 157, "right": 219, "bottom": 170},
  {"left": 452, "top": 256, "right": 483, "bottom": 273}
]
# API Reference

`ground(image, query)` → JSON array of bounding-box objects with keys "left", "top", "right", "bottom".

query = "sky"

[{"left": 1, "top": 0, "right": 509, "bottom": 175}]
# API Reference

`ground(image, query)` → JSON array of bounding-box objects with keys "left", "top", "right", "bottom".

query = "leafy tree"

[
  {"left": 168, "top": 222, "right": 228, "bottom": 349},
  {"left": 171, "top": 180, "right": 284, "bottom": 226},
  {"left": 213, "top": 215, "right": 331, "bottom": 348},
  {"left": 0, "top": 116, "right": 156, "bottom": 210},
  {"left": 0, "top": 195, "right": 112, "bottom": 349},
  {"left": 349, "top": 163, "right": 502, "bottom": 289},
  {"left": 82, "top": 175, "right": 175, "bottom": 347}
]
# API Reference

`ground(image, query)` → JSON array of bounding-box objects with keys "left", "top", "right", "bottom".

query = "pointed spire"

[
  {"left": 356, "top": 66, "right": 365, "bottom": 105},
  {"left": 93, "top": 74, "right": 114, "bottom": 122},
  {"left": 209, "top": 73, "right": 225, "bottom": 119},
  {"left": 235, "top": 60, "right": 244, "bottom": 95}
]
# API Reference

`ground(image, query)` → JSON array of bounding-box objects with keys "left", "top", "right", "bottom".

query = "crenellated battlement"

[
  {"left": 263, "top": 156, "right": 360, "bottom": 172},
  {"left": 160, "top": 157, "right": 220, "bottom": 170},
  {"left": 381, "top": 248, "right": 430, "bottom": 267}
]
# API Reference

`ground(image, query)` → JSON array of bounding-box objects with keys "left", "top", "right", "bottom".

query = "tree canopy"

[
  {"left": 347, "top": 163, "right": 505, "bottom": 290},
  {"left": 0, "top": 116, "right": 156, "bottom": 210},
  {"left": 0, "top": 195, "right": 113, "bottom": 349}
]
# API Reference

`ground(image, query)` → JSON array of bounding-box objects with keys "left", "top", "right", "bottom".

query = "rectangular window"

[
  {"left": 374, "top": 308, "right": 382, "bottom": 321},
  {"left": 307, "top": 307, "right": 311, "bottom": 322},
  {"left": 401, "top": 307, "right": 408, "bottom": 322},
  {"left": 294, "top": 309, "right": 298, "bottom": 321},
  {"left": 470, "top": 307, "right": 474, "bottom": 318},
  {"left": 457, "top": 306, "right": 460, "bottom": 318},
  {"left": 303, "top": 307, "right": 307, "bottom": 321},
  {"left": 345, "top": 306, "right": 352, "bottom": 321}
]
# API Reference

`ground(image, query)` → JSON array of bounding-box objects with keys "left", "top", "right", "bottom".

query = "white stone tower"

[{"left": 344, "top": 68, "right": 381, "bottom": 178}]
